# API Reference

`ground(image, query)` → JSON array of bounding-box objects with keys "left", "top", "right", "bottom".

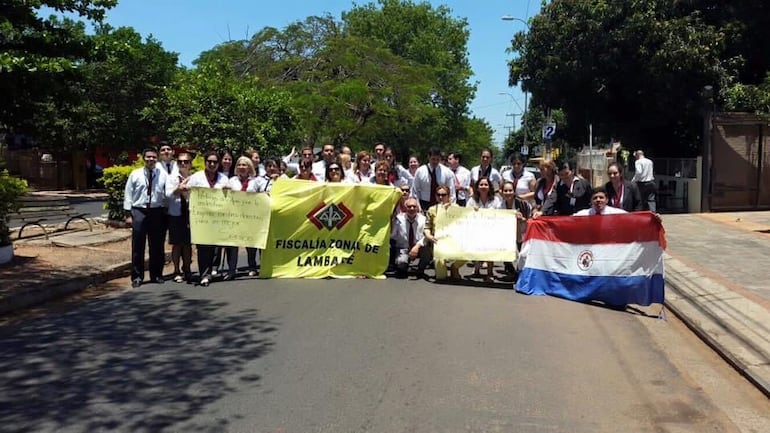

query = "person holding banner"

[
  {"left": 187, "top": 150, "right": 230, "bottom": 286},
  {"left": 325, "top": 162, "right": 345, "bottom": 183},
  {"left": 467, "top": 177, "right": 501, "bottom": 282},
  {"left": 165, "top": 151, "right": 194, "bottom": 284},
  {"left": 256, "top": 159, "right": 281, "bottom": 193},
  {"left": 391, "top": 197, "right": 430, "bottom": 279},
  {"left": 293, "top": 160, "right": 318, "bottom": 181},
  {"left": 498, "top": 180, "right": 530, "bottom": 278},
  {"left": 575, "top": 186, "right": 627, "bottom": 216},
  {"left": 604, "top": 162, "right": 642, "bottom": 212},
  {"left": 225, "top": 157, "right": 260, "bottom": 279},
  {"left": 371, "top": 160, "right": 394, "bottom": 186},
  {"left": 424, "top": 185, "right": 466, "bottom": 280}
]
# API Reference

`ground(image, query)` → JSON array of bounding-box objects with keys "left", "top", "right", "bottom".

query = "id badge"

[{"left": 570, "top": 197, "right": 576, "bottom": 206}]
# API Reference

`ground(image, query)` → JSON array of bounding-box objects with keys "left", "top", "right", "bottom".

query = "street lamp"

[{"left": 501, "top": 15, "right": 530, "bottom": 154}]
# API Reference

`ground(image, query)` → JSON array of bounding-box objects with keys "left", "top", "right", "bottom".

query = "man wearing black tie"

[
  {"left": 411, "top": 147, "right": 456, "bottom": 211},
  {"left": 158, "top": 142, "right": 177, "bottom": 245},
  {"left": 124, "top": 147, "right": 168, "bottom": 287}
]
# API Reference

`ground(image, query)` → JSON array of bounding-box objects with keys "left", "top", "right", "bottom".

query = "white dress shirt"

[
  {"left": 574, "top": 205, "right": 627, "bottom": 216},
  {"left": 228, "top": 175, "right": 261, "bottom": 192},
  {"left": 411, "top": 164, "right": 456, "bottom": 203},
  {"left": 124, "top": 166, "right": 168, "bottom": 210},
  {"left": 501, "top": 168, "right": 536, "bottom": 197},
  {"left": 466, "top": 195, "right": 501, "bottom": 209},
  {"left": 165, "top": 172, "right": 190, "bottom": 216},
  {"left": 187, "top": 171, "right": 229, "bottom": 189},
  {"left": 632, "top": 157, "right": 655, "bottom": 182},
  {"left": 451, "top": 165, "right": 472, "bottom": 201},
  {"left": 391, "top": 212, "right": 426, "bottom": 250},
  {"left": 470, "top": 165, "right": 503, "bottom": 191}
]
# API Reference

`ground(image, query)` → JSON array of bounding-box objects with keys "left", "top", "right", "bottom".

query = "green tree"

[
  {"left": 79, "top": 25, "right": 178, "bottom": 153},
  {"left": 143, "top": 62, "right": 299, "bottom": 158},
  {"left": 0, "top": 0, "right": 117, "bottom": 142},
  {"left": 508, "top": 0, "right": 728, "bottom": 156}
]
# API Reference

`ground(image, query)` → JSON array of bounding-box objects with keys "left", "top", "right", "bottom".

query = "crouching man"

[{"left": 391, "top": 197, "right": 431, "bottom": 279}]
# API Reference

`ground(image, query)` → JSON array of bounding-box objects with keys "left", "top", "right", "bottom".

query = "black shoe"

[
  {"left": 131, "top": 279, "right": 142, "bottom": 288},
  {"left": 222, "top": 274, "right": 235, "bottom": 282},
  {"left": 151, "top": 277, "right": 165, "bottom": 284}
]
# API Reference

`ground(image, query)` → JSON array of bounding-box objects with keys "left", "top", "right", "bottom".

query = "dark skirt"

[{"left": 168, "top": 214, "right": 191, "bottom": 245}]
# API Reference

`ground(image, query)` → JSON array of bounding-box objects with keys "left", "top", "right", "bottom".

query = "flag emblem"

[{"left": 577, "top": 250, "right": 594, "bottom": 271}]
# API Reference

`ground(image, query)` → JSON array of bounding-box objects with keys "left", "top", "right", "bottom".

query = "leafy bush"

[{"left": 0, "top": 170, "right": 29, "bottom": 246}]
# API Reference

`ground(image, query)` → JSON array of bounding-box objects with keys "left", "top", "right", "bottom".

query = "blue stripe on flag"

[{"left": 516, "top": 268, "right": 665, "bottom": 306}]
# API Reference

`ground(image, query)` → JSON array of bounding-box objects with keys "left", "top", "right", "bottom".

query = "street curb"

[
  {"left": 664, "top": 275, "right": 770, "bottom": 399},
  {"left": 0, "top": 253, "right": 171, "bottom": 316},
  {"left": 0, "top": 261, "right": 132, "bottom": 315}
]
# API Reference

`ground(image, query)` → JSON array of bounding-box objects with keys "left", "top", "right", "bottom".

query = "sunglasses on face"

[
  {"left": 206, "top": 160, "right": 219, "bottom": 164},
  {"left": 178, "top": 160, "right": 191, "bottom": 164},
  {"left": 436, "top": 193, "right": 448, "bottom": 197},
  {"left": 329, "top": 167, "right": 341, "bottom": 172}
]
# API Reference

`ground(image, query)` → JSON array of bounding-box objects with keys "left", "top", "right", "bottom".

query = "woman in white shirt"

[
  {"left": 186, "top": 150, "right": 230, "bottom": 286},
  {"left": 226, "top": 157, "right": 260, "bottom": 278},
  {"left": 501, "top": 152, "right": 536, "bottom": 206},
  {"left": 165, "top": 151, "right": 194, "bottom": 283},
  {"left": 466, "top": 177, "right": 501, "bottom": 282}
]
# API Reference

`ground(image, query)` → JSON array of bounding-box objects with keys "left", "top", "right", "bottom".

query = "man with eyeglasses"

[
  {"left": 391, "top": 197, "right": 430, "bottom": 279},
  {"left": 283, "top": 145, "right": 317, "bottom": 179},
  {"left": 124, "top": 147, "right": 169, "bottom": 288}
]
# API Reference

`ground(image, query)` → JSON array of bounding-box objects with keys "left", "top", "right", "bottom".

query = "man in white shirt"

[
  {"left": 447, "top": 152, "right": 471, "bottom": 207},
  {"left": 411, "top": 147, "right": 456, "bottom": 210},
  {"left": 312, "top": 143, "right": 336, "bottom": 181},
  {"left": 124, "top": 147, "right": 168, "bottom": 287},
  {"left": 391, "top": 197, "right": 431, "bottom": 278},
  {"left": 631, "top": 150, "right": 656, "bottom": 212},
  {"left": 158, "top": 142, "right": 178, "bottom": 176},
  {"left": 574, "top": 187, "right": 627, "bottom": 216}
]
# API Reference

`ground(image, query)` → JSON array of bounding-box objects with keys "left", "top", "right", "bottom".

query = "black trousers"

[
  {"left": 197, "top": 245, "right": 216, "bottom": 280},
  {"left": 131, "top": 207, "right": 165, "bottom": 282},
  {"left": 637, "top": 181, "right": 657, "bottom": 213},
  {"left": 246, "top": 247, "right": 260, "bottom": 271}
]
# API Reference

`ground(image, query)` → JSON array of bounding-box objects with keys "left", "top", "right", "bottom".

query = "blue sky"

[{"left": 98, "top": 0, "right": 539, "bottom": 148}]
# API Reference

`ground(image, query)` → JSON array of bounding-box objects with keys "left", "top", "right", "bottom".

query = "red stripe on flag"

[{"left": 524, "top": 212, "right": 666, "bottom": 248}]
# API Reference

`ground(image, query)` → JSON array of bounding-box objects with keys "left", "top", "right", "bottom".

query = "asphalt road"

[{"left": 1, "top": 274, "right": 769, "bottom": 433}]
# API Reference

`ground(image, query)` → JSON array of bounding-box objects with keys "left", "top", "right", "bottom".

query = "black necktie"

[
  {"left": 147, "top": 169, "right": 153, "bottom": 208},
  {"left": 166, "top": 163, "right": 172, "bottom": 173},
  {"left": 429, "top": 167, "right": 438, "bottom": 204},
  {"left": 408, "top": 218, "right": 415, "bottom": 249}
]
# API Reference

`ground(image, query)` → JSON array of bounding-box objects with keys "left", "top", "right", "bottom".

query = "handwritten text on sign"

[
  {"left": 433, "top": 205, "right": 518, "bottom": 262},
  {"left": 189, "top": 187, "right": 271, "bottom": 248}
]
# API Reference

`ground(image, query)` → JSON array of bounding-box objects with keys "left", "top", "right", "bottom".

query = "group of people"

[{"left": 123, "top": 141, "right": 656, "bottom": 287}]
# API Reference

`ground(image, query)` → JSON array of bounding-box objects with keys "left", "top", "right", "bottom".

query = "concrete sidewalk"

[
  {"left": 662, "top": 211, "right": 770, "bottom": 398},
  {"left": 1, "top": 208, "right": 770, "bottom": 397}
]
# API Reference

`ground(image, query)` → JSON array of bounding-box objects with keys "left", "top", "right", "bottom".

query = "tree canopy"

[{"left": 508, "top": 0, "right": 770, "bottom": 156}]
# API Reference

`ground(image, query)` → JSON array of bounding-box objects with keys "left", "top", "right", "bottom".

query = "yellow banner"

[
  {"left": 433, "top": 206, "right": 518, "bottom": 262},
  {"left": 261, "top": 179, "right": 402, "bottom": 279},
  {"left": 189, "top": 187, "right": 271, "bottom": 248}
]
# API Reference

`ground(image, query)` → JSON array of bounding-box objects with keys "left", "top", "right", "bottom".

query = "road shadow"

[{"left": 0, "top": 290, "right": 276, "bottom": 433}]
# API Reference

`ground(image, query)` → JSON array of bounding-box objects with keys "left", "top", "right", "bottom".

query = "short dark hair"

[
  {"left": 448, "top": 152, "right": 462, "bottom": 163},
  {"left": 509, "top": 152, "right": 526, "bottom": 165},
  {"left": 592, "top": 185, "right": 608, "bottom": 197},
  {"left": 142, "top": 147, "right": 158, "bottom": 157},
  {"left": 203, "top": 150, "right": 219, "bottom": 162},
  {"left": 428, "top": 147, "right": 443, "bottom": 158},
  {"left": 555, "top": 158, "right": 576, "bottom": 172}
]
